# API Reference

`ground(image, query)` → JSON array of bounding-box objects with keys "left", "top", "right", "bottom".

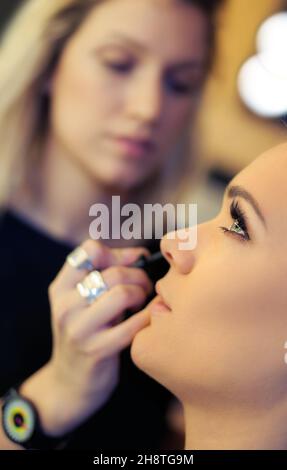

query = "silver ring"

[
  {"left": 76, "top": 270, "right": 108, "bottom": 304},
  {"left": 67, "top": 247, "right": 94, "bottom": 271}
]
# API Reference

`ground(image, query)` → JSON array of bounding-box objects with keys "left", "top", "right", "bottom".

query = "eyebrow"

[
  {"left": 103, "top": 33, "right": 205, "bottom": 71},
  {"left": 226, "top": 185, "right": 267, "bottom": 229}
]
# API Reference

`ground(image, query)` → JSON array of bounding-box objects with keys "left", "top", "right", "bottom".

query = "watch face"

[{"left": 3, "top": 398, "right": 35, "bottom": 444}]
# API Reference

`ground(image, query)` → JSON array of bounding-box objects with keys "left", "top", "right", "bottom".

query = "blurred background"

[
  {"left": 192, "top": 0, "right": 287, "bottom": 221},
  {"left": 1, "top": 0, "right": 286, "bottom": 220}
]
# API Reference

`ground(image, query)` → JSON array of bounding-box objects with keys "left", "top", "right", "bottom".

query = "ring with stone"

[
  {"left": 67, "top": 246, "right": 94, "bottom": 271},
  {"left": 76, "top": 270, "right": 108, "bottom": 304}
]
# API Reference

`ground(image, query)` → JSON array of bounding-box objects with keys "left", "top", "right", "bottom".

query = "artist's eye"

[
  {"left": 166, "top": 79, "right": 196, "bottom": 95},
  {"left": 103, "top": 61, "right": 134, "bottom": 73},
  {"left": 165, "top": 75, "right": 201, "bottom": 96},
  {"left": 219, "top": 200, "right": 250, "bottom": 241}
]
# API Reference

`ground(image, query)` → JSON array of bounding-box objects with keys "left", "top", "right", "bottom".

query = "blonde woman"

[
  {"left": 0, "top": 0, "right": 222, "bottom": 449},
  {"left": 132, "top": 142, "right": 287, "bottom": 450}
]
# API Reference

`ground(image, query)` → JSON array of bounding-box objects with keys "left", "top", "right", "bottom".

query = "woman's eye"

[
  {"left": 101, "top": 59, "right": 199, "bottom": 95},
  {"left": 219, "top": 200, "right": 250, "bottom": 241},
  {"left": 103, "top": 61, "right": 134, "bottom": 73},
  {"left": 219, "top": 221, "right": 250, "bottom": 241},
  {"left": 166, "top": 78, "right": 197, "bottom": 96}
]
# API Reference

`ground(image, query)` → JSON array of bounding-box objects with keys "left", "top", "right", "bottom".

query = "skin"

[
  {"left": 131, "top": 142, "right": 287, "bottom": 449},
  {"left": 13, "top": 0, "right": 209, "bottom": 245}
]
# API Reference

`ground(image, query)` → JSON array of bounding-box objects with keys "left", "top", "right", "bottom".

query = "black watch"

[{"left": 1, "top": 387, "right": 69, "bottom": 449}]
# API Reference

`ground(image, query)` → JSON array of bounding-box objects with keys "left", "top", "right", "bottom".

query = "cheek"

[
  {"left": 163, "top": 100, "right": 195, "bottom": 138},
  {"left": 172, "top": 257, "right": 287, "bottom": 399},
  {"left": 51, "top": 54, "right": 118, "bottom": 136},
  {"left": 134, "top": 254, "right": 287, "bottom": 403}
]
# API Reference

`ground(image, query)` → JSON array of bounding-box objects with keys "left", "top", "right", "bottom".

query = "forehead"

[
  {"left": 75, "top": 0, "right": 208, "bottom": 60},
  {"left": 230, "top": 143, "right": 287, "bottom": 239}
]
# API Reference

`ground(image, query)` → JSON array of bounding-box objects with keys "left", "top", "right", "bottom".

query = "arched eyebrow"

[
  {"left": 104, "top": 33, "right": 206, "bottom": 70},
  {"left": 226, "top": 185, "right": 267, "bottom": 229}
]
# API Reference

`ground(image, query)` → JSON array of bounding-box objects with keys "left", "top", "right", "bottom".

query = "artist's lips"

[{"left": 111, "top": 135, "right": 155, "bottom": 158}]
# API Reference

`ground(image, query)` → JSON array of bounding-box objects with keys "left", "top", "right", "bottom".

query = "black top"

[{"left": 0, "top": 210, "right": 172, "bottom": 449}]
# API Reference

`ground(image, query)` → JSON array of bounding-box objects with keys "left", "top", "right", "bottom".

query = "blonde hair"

[
  {"left": 0, "top": 0, "right": 208, "bottom": 211},
  {"left": 0, "top": 0, "right": 104, "bottom": 208}
]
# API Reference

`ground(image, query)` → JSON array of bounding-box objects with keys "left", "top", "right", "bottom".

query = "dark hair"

[{"left": 183, "top": 0, "right": 225, "bottom": 68}]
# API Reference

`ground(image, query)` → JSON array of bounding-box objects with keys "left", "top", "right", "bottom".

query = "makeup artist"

[{"left": 0, "top": 0, "right": 223, "bottom": 449}]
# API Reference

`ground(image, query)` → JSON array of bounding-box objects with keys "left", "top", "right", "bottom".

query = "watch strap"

[{"left": 1, "top": 387, "right": 70, "bottom": 449}]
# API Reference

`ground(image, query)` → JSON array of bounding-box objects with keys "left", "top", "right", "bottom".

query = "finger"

[
  {"left": 53, "top": 240, "right": 151, "bottom": 291},
  {"left": 67, "top": 284, "right": 148, "bottom": 340},
  {"left": 102, "top": 266, "right": 153, "bottom": 296},
  {"left": 51, "top": 290, "right": 87, "bottom": 332},
  {"left": 109, "top": 246, "right": 151, "bottom": 266},
  {"left": 84, "top": 309, "right": 150, "bottom": 358},
  {"left": 52, "top": 266, "right": 152, "bottom": 330}
]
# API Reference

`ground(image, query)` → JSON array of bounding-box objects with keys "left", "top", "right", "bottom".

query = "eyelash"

[
  {"left": 103, "top": 61, "right": 196, "bottom": 96},
  {"left": 219, "top": 200, "right": 250, "bottom": 242}
]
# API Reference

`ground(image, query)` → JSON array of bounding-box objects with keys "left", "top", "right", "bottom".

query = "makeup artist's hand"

[{"left": 20, "top": 240, "right": 153, "bottom": 437}]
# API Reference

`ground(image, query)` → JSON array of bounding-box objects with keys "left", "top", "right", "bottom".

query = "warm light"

[{"left": 238, "top": 12, "right": 287, "bottom": 118}]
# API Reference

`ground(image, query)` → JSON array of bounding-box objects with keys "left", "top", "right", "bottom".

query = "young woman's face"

[
  {"left": 132, "top": 143, "right": 287, "bottom": 408},
  {"left": 48, "top": 0, "right": 209, "bottom": 189}
]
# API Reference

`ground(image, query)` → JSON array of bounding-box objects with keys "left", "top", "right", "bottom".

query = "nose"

[
  {"left": 125, "top": 68, "right": 163, "bottom": 126},
  {"left": 160, "top": 227, "right": 197, "bottom": 275},
  {"left": 161, "top": 220, "right": 214, "bottom": 274}
]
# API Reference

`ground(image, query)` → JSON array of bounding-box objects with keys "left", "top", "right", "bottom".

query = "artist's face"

[
  {"left": 48, "top": 0, "right": 209, "bottom": 190},
  {"left": 132, "top": 143, "right": 287, "bottom": 408}
]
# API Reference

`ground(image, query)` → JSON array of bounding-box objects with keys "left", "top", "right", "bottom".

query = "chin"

[
  {"left": 131, "top": 318, "right": 196, "bottom": 400},
  {"left": 95, "top": 151, "right": 159, "bottom": 188},
  {"left": 131, "top": 324, "right": 173, "bottom": 392},
  {"left": 96, "top": 166, "right": 151, "bottom": 191},
  {"left": 132, "top": 334, "right": 183, "bottom": 400},
  {"left": 131, "top": 325, "right": 155, "bottom": 372}
]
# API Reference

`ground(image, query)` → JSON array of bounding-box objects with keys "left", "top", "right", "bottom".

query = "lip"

[
  {"left": 149, "top": 295, "right": 172, "bottom": 315},
  {"left": 112, "top": 135, "right": 155, "bottom": 158},
  {"left": 150, "top": 281, "right": 172, "bottom": 313}
]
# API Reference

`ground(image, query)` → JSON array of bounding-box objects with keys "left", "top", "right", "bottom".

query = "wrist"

[
  {"left": 1, "top": 387, "right": 68, "bottom": 449},
  {"left": 19, "top": 363, "right": 85, "bottom": 437}
]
